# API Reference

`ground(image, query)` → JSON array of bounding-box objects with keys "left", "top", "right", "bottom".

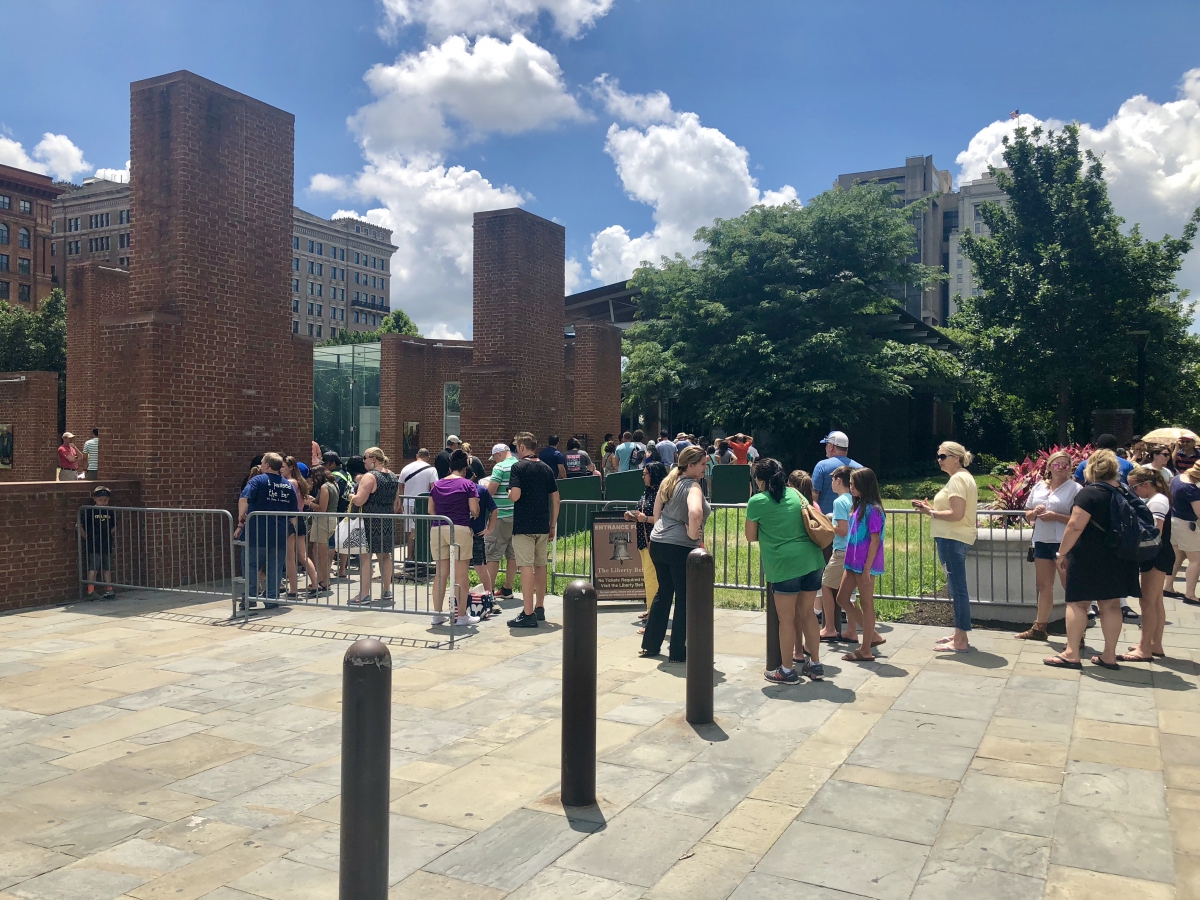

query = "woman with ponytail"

[
  {"left": 746, "top": 458, "right": 826, "bottom": 683},
  {"left": 640, "top": 446, "right": 711, "bottom": 662}
]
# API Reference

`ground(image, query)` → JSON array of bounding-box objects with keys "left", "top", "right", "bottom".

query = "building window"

[
  {"left": 308, "top": 282, "right": 314, "bottom": 295},
  {"left": 353, "top": 311, "right": 359, "bottom": 324},
  {"left": 18, "top": 284, "right": 30, "bottom": 303},
  {"left": 119, "top": 257, "right": 129, "bottom": 267},
  {"left": 293, "top": 236, "right": 299, "bottom": 250},
  {"left": 0, "top": 255, "right": 6, "bottom": 272},
  {"left": 956, "top": 258, "right": 962, "bottom": 269},
  {"left": 381, "top": 259, "right": 387, "bottom": 272},
  {"left": 0, "top": 224, "right": 6, "bottom": 245},
  {"left": 315, "top": 304, "right": 322, "bottom": 317},
  {"left": 19, "top": 200, "right": 32, "bottom": 215},
  {"left": 339, "top": 248, "right": 345, "bottom": 261},
  {"left": 17, "top": 258, "right": 30, "bottom": 275},
  {"left": 0, "top": 195, "right": 9, "bottom": 210},
  {"left": 18, "top": 228, "right": 31, "bottom": 249},
  {"left": 317, "top": 242, "right": 323, "bottom": 255},
  {"left": 68, "top": 240, "right": 80, "bottom": 255},
  {"left": 119, "top": 232, "right": 130, "bottom": 249},
  {"left": 329, "top": 246, "right": 336, "bottom": 258},
  {"left": 316, "top": 325, "right": 322, "bottom": 337},
  {"left": 292, "top": 298, "right": 299, "bottom": 312},
  {"left": 956, "top": 274, "right": 962, "bottom": 283},
  {"left": 120, "top": 209, "right": 131, "bottom": 225},
  {"left": 443, "top": 382, "right": 461, "bottom": 447},
  {"left": 293, "top": 320, "right": 299, "bottom": 333},
  {"left": 292, "top": 279, "right": 300, "bottom": 293},
  {"left": 355, "top": 225, "right": 361, "bottom": 233},
  {"left": 308, "top": 302, "right": 314, "bottom": 315},
  {"left": 316, "top": 263, "right": 323, "bottom": 276},
  {"left": 69, "top": 218, "right": 80, "bottom": 232},
  {"left": 293, "top": 258, "right": 300, "bottom": 271},
  {"left": 974, "top": 223, "right": 981, "bottom": 234},
  {"left": 0, "top": 281, "right": 7, "bottom": 299},
  {"left": 371, "top": 256, "right": 377, "bottom": 268},
  {"left": 380, "top": 278, "right": 386, "bottom": 291},
  {"left": 308, "top": 323, "right": 314, "bottom": 336},
  {"left": 308, "top": 240, "right": 314, "bottom": 253},
  {"left": 308, "top": 261, "right": 314, "bottom": 274},
  {"left": 316, "top": 284, "right": 323, "bottom": 297},
  {"left": 354, "top": 252, "right": 360, "bottom": 265}
]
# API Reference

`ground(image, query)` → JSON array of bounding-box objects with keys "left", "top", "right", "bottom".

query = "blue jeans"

[
  {"left": 246, "top": 542, "right": 285, "bottom": 600},
  {"left": 935, "top": 537, "right": 972, "bottom": 632}
]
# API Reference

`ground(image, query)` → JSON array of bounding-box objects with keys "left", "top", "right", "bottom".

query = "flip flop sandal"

[
  {"left": 842, "top": 650, "right": 875, "bottom": 662},
  {"left": 1043, "top": 656, "right": 1082, "bottom": 669},
  {"left": 836, "top": 633, "right": 859, "bottom": 643},
  {"left": 870, "top": 638, "right": 886, "bottom": 647},
  {"left": 1091, "top": 656, "right": 1120, "bottom": 671},
  {"left": 1116, "top": 653, "right": 1153, "bottom": 663},
  {"left": 934, "top": 644, "right": 974, "bottom": 653},
  {"left": 819, "top": 635, "right": 842, "bottom": 643}
]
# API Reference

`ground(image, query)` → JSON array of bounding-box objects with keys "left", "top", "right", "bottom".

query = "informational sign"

[
  {"left": 0, "top": 424, "right": 11, "bottom": 469},
  {"left": 591, "top": 512, "right": 645, "bottom": 601}
]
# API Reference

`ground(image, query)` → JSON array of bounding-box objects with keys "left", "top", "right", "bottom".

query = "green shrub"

[{"left": 879, "top": 484, "right": 902, "bottom": 499}]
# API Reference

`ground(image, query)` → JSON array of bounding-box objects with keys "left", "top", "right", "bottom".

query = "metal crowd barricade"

[
  {"left": 76, "top": 506, "right": 237, "bottom": 604},
  {"left": 551, "top": 499, "right": 1039, "bottom": 609},
  {"left": 239, "top": 510, "right": 468, "bottom": 644}
]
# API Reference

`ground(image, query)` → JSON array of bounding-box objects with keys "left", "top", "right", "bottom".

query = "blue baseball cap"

[
  {"left": 820, "top": 431, "right": 849, "bottom": 448},
  {"left": 297, "top": 462, "right": 310, "bottom": 477}
]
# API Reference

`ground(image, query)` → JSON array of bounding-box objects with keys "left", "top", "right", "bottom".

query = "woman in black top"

[
  {"left": 1122, "top": 466, "right": 1173, "bottom": 661},
  {"left": 625, "top": 462, "right": 667, "bottom": 626},
  {"left": 349, "top": 447, "right": 399, "bottom": 605},
  {"left": 1045, "top": 449, "right": 1140, "bottom": 671}
]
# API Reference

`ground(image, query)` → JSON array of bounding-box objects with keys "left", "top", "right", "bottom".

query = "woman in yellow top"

[{"left": 912, "top": 441, "right": 978, "bottom": 652}]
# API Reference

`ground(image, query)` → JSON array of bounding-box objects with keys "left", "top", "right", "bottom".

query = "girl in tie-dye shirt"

[{"left": 839, "top": 467, "right": 886, "bottom": 661}]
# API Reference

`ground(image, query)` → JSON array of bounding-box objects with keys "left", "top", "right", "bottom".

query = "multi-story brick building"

[
  {"left": 291, "top": 208, "right": 396, "bottom": 340},
  {"left": 0, "top": 164, "right": 64, "bottom": 309},
  {"left": 55, "top": 181, "right": 395, "bottom": 339}
]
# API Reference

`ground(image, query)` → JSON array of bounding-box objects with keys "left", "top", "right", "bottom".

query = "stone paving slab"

[{"left": 0, "top": 585, "right": 1195, "bottom": 899}]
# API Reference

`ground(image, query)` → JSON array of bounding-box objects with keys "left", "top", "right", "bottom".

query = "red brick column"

[
  {"left": 0, "top": 371, "right": 60, "bottom": 482},
  {"left": 570, "top": 322, "right": 623, "bottom": 453},
  {"left": 461, "top": 208, "right": 565, "bottom": 452},
  {"left": 65, "top": 264, "right": 129, "bottom": 436}
]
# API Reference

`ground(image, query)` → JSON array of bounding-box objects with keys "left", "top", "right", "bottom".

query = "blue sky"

[{"left": 3, "top": 0, "right": 1199, "bottom": 337}]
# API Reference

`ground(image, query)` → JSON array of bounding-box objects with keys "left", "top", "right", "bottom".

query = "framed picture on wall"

[
  {"left": 403, "top": 422, "right": 419, "bottom": 459},
  {"left": 0, "top": 424, "right": 11, "bottom": 469}
]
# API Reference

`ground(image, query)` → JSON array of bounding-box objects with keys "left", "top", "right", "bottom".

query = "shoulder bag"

[{"left": 799, "top": 495, "right": 835, "bottom": 549}]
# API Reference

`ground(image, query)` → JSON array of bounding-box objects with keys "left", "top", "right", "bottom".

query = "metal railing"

[
  {"left": 238, "top": 510, "right": 470, "bottom": 642},
  {"left": 552, "top": 500, "right": 1040, "bottom": 608},
  {"left": 76, "top": 506, "right": 237, "bottom": 604}
]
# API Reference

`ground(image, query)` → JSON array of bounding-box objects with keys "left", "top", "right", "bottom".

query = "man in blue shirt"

[
  {"left": 811, "top": 431, "right": 863, "bottom": 514},
  {"left": 615, "top": 431, "right": 641, "bottom": 472},
  {"left": 538, "top": 435, "right": 567, "bottom": 479},
  {"left": 238, "top": 452, "right": 298, "bottom": 609},
  {"left": 656, "top": 430, "right": 676, "bottom": 467},
  {"left": 1073, "top": 433, "right": 1135, "bottom": 484}
]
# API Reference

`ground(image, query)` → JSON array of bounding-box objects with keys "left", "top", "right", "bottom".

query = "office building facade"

[
  {"left": 0, "top": 164, "right": 64, "bottom": 309},
  {"left": 947, "top": 171, "right": 1007, "bottom": 313},
  {"left": 54, "top": 177, "right": 396, "bottom": 338}
]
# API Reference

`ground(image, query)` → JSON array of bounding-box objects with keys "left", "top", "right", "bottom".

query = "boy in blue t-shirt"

[
  {"left": 819, "top": 466, "right": 855, "bottom": 639},
  {"left": 469, "top": 480, "right": 500, "bottom": 613}
]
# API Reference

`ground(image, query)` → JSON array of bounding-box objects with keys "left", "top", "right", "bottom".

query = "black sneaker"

[
  {"left": 508, "top": 611, "right": 538, "bottom": 628},
  {"left": 1122, "top": 607, "right": 1140, "bottom": 622},
  {"left": 496, "top": 588, "right": 514, "bottom": 599},
  {"left": 805, "top": 661, "right": 826, "bottom": 682},
  {"left": 535, "top": 606, "right": 546, "bottom": 621}
]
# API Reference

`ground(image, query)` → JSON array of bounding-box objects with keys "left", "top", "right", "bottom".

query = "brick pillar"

[
  {"left": 0, "top": 371, "right": 60, "bottom": 482},
  {"left": 461, "top": 208, "right": 564, "bottom": 452},
  {"left": 95, "top": 71, "right": 312, "bottom": 510},
  {"left": 66, "top": 264, "right": 129, "bottom": 436},
  {"left": 569, "top": 321, "right": 622, "bottom": 454}
]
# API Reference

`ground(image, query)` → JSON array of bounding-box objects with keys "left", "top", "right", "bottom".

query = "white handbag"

[{"left": 336, "top": 513, "right": 368, "bottom": 551}]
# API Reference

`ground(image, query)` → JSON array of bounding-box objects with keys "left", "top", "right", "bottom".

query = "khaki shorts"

[
  {"left": 821, "top": 549, "right": 846, "bottom": 590},
  {"left": 432, "top": 524, "right": 474, "bottom": 561},
  {"left": 1171, "top": 517, "right": 1200, "bottom": 553},
  {"left": 308, "top": 514, "right": 337, "bottom": 544},
  {"left": 484, "top": 516, "right": 515, "bottom": 563},
  {"left": 512, "top": 533, "right": 548, "bottom": 568}
]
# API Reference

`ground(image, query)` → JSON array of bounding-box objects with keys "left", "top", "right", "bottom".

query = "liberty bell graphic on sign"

[{"left": 609, "top": 530, "right": 632, "bottom": 563}]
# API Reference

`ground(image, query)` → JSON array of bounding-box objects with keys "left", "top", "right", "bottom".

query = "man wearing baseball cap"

[
  {"left": 435, "top": 435, "right": 462, "bottom": 479},
  {"left": 812, "top": 431, "right": 862, "bottom": 515},
  {"left": 484, "top": 441, "right": 518, "bottom": 600},
  {"left": 58, "top": 432, "right": 81, "bottom": 481}
]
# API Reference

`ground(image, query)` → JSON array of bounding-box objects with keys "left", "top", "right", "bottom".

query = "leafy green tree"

[
  {"left": 0, "top": 288, "right": 66, "bottom": 372},
  {"left": 956, "top": 124, "right": 1200, "bottom": 443},
  {"left": 621, "top": 339, "right": 679, "bottom": 418},
  {"left": 627, "top": 185, "right": 950, "bottom": 449},
  {"left": 319, "top": 307, "right": 420, "bottom": 346}
]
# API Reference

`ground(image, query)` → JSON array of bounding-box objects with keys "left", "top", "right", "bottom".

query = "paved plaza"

[{"left": 0, "top": 589, "right": 1196, "bottom": 900}]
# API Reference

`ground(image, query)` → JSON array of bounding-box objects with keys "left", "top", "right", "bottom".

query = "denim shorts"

[
  {"left": 1032, "top": 541, "right": 1060, "bottom": 561},
  {"left": 771, "top": 569, "right": 823, "bottom": 594}
]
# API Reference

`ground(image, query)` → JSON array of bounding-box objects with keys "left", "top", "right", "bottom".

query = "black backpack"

[
  {"left": 1093, "top": 482, "right": 1161, "bottom": 562},
  {"left": 629, "top": 444, "right": 647, "bottom": 468}
]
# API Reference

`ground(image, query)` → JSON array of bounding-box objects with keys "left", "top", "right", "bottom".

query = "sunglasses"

[
  {"left": 1050, "top": 461, "right": 1070, "bottom": 470},
  {"left": 94, "top": 492, "right": 111, "bottom": 498},
  {"left": 936, "top": 454, "right": 949, "bottom": 461}
]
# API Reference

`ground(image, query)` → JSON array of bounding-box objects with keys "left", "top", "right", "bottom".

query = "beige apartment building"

[
  {"left": 947, "top": 170, "right": 1007, "bottom": 314},
  {"left": 53, "top": 178, "right": 396, "bottom": 338}
]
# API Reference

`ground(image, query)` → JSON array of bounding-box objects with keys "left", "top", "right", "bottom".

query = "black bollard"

[
  {"left": 686, "top": 548, "right": 715, "bottom": 725},
  {"left": 340, "top": 638, "right": 392, "bottom": 900},
  {"left": 765, "top": 583, "right": 782, "bottom": 672},
  {"left": 561, "top": 579, "right": 597, "bottom": 807}
]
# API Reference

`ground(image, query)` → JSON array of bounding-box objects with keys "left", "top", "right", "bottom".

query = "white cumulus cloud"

[
  {"left": 428, "top": 322, "right": 467, "bottom": 340},
  {"left": 379, "top": 0, "right": 615, "bottom": 40},
  {"left": 957, "top": 68, "right": 1200, "bottom": 304},
  {"left": 0, "top": 133, "right": 92, "bottom": 181},
  {"left": 94, "top": 160, "right": 130, "bottom": 183},
  {"left": 352, "top": 34, "right": 587, "bottom": 158},
  {"left": 587, "top": 78, "right": 797, "bottom": 285}
]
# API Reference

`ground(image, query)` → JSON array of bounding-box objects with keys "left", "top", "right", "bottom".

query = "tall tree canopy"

[
  {"left": 957, "top": 124, "right": 1200, "bottom": 443},
  {"left": 626, "top": 185, "right": 956, "bottom": 448},
  {"left": 0, "top": 288, "right": 66, "bottom": 372},
  {"left": 319, "top": 308, "right": 420, "bottom": 346}
]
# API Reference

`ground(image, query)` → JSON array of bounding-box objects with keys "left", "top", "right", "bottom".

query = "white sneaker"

[
  {"left": 455, "top": 615, "right": 480, "bottom": 626},
  {"left": 431, "top": 613, "right": 448, "bottom": 625}
]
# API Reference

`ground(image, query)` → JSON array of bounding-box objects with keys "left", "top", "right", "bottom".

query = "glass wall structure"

[{"left": 313, "top": 342, "right": 380, "bottom": 458}]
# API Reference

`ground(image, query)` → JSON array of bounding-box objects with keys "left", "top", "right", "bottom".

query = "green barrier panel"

[
  {"left": 603, "top": 469, "right": 647, "bottom": 501},
  {"left": 557, "top": 476, "right": 604, "bottom": 538},
  {"left": 711, "top": 464, "right": 753, "bottom": 504},
  {"left": 412, "top": 494, "right": 432, "bottom": 564}
]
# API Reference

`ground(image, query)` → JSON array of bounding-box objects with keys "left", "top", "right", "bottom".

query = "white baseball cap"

[
  {"left": 491, "top": 443, "right": 509, "bottom": 456},
  {"left": 820, "top": 430, "right": 849, "bottom": 449}
]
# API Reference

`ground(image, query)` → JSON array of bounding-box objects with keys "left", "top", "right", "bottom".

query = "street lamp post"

[{"left": 1129, "top": 330, "right": 1150, "bottom": 435}]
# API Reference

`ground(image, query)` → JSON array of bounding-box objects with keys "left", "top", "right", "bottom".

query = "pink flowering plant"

[{"left": 990, "top": 444, "right": 1091, "bottom": 510}]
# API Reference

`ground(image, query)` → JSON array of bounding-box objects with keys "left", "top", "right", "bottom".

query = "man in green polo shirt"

[{"left": 484, "top": 442, "right": 518, "bottom": 599}]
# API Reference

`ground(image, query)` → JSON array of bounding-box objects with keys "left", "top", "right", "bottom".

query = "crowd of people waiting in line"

[{"left": 230, "top": 422, "right": 1197, "bottom": 683}]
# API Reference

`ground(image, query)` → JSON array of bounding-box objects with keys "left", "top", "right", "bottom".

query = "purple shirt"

[
  {"left": 844, "top": 505, "right": 885, "bottom": 575},
  {"left": 430, "top": 476, "right": 477, "bottom": 527}
]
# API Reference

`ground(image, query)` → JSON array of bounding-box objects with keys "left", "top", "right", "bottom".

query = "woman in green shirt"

[{"left": 746, "top": 458, "right": 826, "bottom": 684}]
